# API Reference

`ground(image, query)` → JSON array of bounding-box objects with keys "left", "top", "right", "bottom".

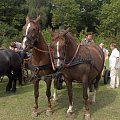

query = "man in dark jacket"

[{"left": 80, "top": 32, "right": 94, "bottom": 45}]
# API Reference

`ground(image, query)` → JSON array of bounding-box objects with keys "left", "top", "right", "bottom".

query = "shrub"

[{"left": 42, "top": 29, "right": 52, "bottom": 43}]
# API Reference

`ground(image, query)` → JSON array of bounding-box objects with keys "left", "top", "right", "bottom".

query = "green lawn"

[{"left": 0, "top": 76, "right": 120, "bottom": 120}]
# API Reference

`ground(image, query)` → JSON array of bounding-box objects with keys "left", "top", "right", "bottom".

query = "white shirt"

[{"left": 109, "top": 48, "right": 120, "bottom": 68}]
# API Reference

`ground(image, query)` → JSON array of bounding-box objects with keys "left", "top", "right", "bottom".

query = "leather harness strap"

[
  {"left": 48, "top": 45, "right": 56, "bottom": 71},
  {"left": 66, "top": 44, "right": 81, "bottom": 67}
]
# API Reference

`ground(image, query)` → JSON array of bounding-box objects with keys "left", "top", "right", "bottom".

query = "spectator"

[
  {"left": 9, "top": 42, "right": 27, "bottom": 63},
  {"left": 9, "top": 42, "right": 22, "bottom": 52},
  {"left": 99, "top": 43, "right": 108, "bottom": 62},
  {"left": 80, "top": 32, "right": 94, "bottom": 45},
  {"left": 108, "top": 43, "right": 120, "bottom": 89}
]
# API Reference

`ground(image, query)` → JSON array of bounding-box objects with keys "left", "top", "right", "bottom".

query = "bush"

[
  {"left": 75, "top": 28, "right": 87, "bottom": 43},
  {"left": 0, "top": 36, "right": 11, "bottom": 48},
  {"left": 42, "top": 29, "right": 52, "bottom": 43}
]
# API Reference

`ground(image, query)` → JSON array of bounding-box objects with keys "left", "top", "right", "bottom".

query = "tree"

[
  {"left": 0, "top": 0, "right": 28, "bottom": 31},
  {"left": 0, "top": 0, "right": 28, "bottom": 46},
  {"left": 75, "top": 0, "right": 105, "bottom": 33},
  {"left": 51, "top": 0, "right": 80, "bottom": 32},
  {"left": 98, "top": 0, "right": 120, "bottom": 36},
  {"left": 26, "top": 0, "right": 51, "bottom": 29}
]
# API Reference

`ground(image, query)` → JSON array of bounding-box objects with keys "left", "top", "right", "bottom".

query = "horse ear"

[
  {"left": 48, "top": 29, "right": 55, "bottom": 37},
  {"left": 26, "top": 16, "right": 30, "bottom": 23},
  {"left": 48, "top": 28, "right": 52, "bottom": 34},
  {"left": 61, "top": 28, "right": 70, "bottom": 36},
  {"left": 48, "top": 29, "right": 56, "bottom": 39},
  {"left": 34, "top": 15, "right": 41, "bottom": 23}
]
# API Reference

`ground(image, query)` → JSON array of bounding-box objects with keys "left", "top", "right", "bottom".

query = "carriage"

[{"left": 102, "top": 66, "right": 110, "bottom": 84}]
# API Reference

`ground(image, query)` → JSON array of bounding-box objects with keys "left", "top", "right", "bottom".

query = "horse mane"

[
  {"left": 65, "top": 32, "right": 77, "bottom": 44},
  {"left": 64, "top": 32, "right": 93, "bottom": 61}
]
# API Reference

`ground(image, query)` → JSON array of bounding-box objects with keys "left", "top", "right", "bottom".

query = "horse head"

[
  {"left": 22, "top": 16, "right": 40, "bottom": 51},
  {"left": 50, "top": 28, "right": 69, "bottom": 67}
]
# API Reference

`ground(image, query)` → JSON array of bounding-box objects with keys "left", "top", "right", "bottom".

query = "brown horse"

[
  {"left": 21, "top": 16, "right": 59, "bottom": 117},
  {"left": 50, "top": 29, "right": 104, "bottom": 119}
]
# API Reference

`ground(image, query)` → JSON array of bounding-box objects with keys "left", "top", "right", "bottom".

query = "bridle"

[
  {"left": 51, "top": 34, "right": 80, "bottom": 68},
  {"left": 22, "top": 22, "right": 56, "bottom": 71}
]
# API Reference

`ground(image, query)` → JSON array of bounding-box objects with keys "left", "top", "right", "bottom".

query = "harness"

[
  {"left": 52, "top": 37, "right": 99, "bottom": 73},
  {"left": 27, "top": 46, "right": 62, "bottom": 81}
]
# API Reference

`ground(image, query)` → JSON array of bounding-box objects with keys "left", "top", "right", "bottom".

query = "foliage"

[
  {"left": 0, "top": 0, "right": 28, "bottom": 30},
  {"left": 75, "top": 0, "right": 103, "bottom": 32},
  {"left": 0, "top": 0, "right": 120, "bottom": 49},
  {"left": 42, "top": 29, "right": 52, "bottom": 43},
  {"left": 0, "top": 0, "right": 28, "bottom": 47},
  {"left": 75, "top": 27, "right": 87, "bottom": 43},
  {"left": 26, "top": 0, "right": 51, "bottom": 29},
  {"left": 51, "top": 0, "right": 80, "bottom": 32},
  {"left": 98, "top": 0, "right": 120, "bottom": 36}
]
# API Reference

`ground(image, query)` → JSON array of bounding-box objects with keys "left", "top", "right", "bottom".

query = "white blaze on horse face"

[
  {"left": 22, "top": 23, "right": 31, "bottom": 49},
  {"left": 56, "top": 41, "right": 60, "bottom": 67}
]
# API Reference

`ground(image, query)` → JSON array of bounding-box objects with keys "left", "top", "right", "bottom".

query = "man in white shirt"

[{"left": 109, "top": 43, "right": 120, "bottom": 88}]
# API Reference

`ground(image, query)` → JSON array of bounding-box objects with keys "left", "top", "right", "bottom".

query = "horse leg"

[
  {"left": 92, "top": 74, "right": 101, "bottom": 103},
  {"left": 11, "top": 78, "right": 17, "bottom": 92},
  {"left": 32, "top": 80, "right": 39, "bottom": 117},
  {"left": 92, "top": 86, "right": 96, "bottom": 103},
  {"left": 66, "top": 80, "right": 73, "bottom": 116},
  {"left": 53, "top": 78, "right": 58, "bottom": 101},
  {"left": 83, "top": 76, "right": 90, "bottom": 120},
  {"left": 45, "top": 79, "right": 52, "bottom": 116},
  {"left": 6, "top": 72, "right": 13, "bottom": 92}
]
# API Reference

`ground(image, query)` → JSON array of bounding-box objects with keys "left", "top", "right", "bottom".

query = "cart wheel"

[{"left": 104, "top": 69, "right": 110, "bottom": 84}]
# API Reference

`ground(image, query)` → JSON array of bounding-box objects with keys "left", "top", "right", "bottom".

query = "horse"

[
  {"left": 21, "top": 16, "right": 60, "bottom": 117},
  {"left": 50, "top": 29, "right": 104, "bottom": 119},
  {"left": 0, "top": 49, "right": 22, "bottom": 92}
]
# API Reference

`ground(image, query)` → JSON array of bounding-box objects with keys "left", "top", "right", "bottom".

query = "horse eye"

[{"left": 33, "top": 28, "right": 35, "bottom": 31}]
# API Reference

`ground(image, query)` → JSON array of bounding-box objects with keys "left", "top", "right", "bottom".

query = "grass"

[{"left": 0, "top": 75, "right": 120, "bottom": 120}]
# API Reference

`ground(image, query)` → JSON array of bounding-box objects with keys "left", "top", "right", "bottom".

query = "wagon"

[{"left": 102, "top": 66, "right": 110, "bottom": 84}]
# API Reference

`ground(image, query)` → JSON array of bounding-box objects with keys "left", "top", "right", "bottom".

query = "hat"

[{"left": 99, "top": 43, "right": 104, "bottom": 46}]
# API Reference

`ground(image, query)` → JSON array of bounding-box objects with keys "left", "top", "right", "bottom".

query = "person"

[
  {"left": 9, "top": 42, "right": 27, "bottom": 63},
  {"left": 9, "top": 42, "right": 22, "bottom": 52},
  {"left": 108, "top": 43, "right": 120, "bottom": 89},
  {"left": 80, "top": 32, "right": 94, "bottom": 45},
  {"left": 99, "top": 43, "right": 108, "bottom": 62},
  {"left": 9, "top": 41, "right": 29, "bottom": 83}
]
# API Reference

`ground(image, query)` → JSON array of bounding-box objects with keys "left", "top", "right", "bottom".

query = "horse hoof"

[
  {"left": 84, "top": 113, "right": 91, "bottom": 120},
  {"left": 52, "top": 97, "right": 58, "bottom": 102},
  {"left": 46, "top": 109, "right": 52, "bottom": 116},
  {"left": 67, "top": 112, "right": 73, "bottom": 117},
  {"left": 11, "top": 89, "right": 16, "bottom": 93},
  {"left": 32, "top": 111, "right": 38, "bottom": 117},
  {"left": 92, "top": 100, "right": 96, "bottom": 104}
]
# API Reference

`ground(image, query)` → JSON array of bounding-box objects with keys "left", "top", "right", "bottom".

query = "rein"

[
  {"left": 33, "top": 45, "right": 55, "bottom": 71},
  {"left": 48, "top": 45, "right": 56, "bottom": 71},
  {"left": 34, "top": 46, "right": 52, "bottom": 53},
  {"left": 65, "top": 44, "right": 81, "bottom": 67}
]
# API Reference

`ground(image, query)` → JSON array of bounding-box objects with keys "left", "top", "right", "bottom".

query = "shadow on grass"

[
  {"left": 0, "top": 79, "right": 44, "bottom": 98},
  {"left": 50, "top": 83, "right": 117, "bottom": 119}
]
